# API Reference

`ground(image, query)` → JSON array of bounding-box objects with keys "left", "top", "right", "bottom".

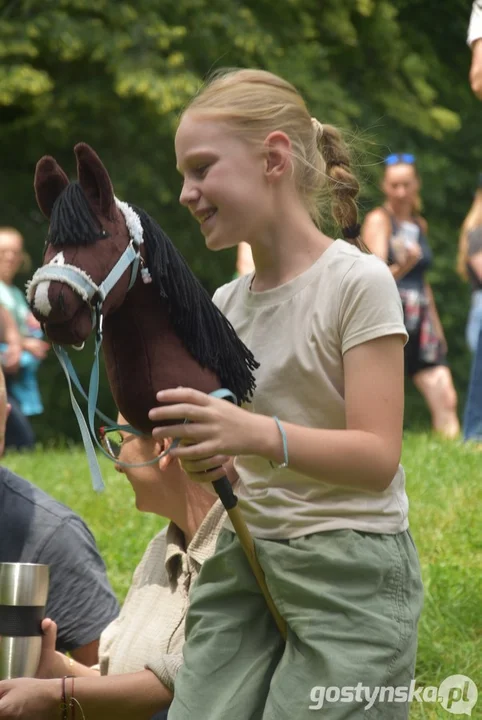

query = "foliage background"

[{"left": 0, "top": 0, "right": 479, "bottom": 441}]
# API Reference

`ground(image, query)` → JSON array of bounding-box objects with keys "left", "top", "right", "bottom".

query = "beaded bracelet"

[{"left": 269, "top": 416, "right": 289, "bottom": 469}]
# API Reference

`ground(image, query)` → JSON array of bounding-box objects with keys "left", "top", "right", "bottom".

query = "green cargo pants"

[{"left": 168, "top": 527, "right": 423, "bottom": 720}]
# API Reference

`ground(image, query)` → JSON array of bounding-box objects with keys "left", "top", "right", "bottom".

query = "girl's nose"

[{"left": 179, "top": 180, "right": 200, "bottom": 207}]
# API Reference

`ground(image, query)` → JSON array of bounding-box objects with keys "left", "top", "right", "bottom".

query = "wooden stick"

[
  {"left": 227, "top": 505, "right": 287, "bottom": 640},
  {"left": 212, "top": 475, "right": 287, "bottom": 640}
]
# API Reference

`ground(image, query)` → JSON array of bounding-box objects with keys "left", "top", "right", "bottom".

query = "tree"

[{"left": 0, "top": 0, "right": 476, "bottom": 439}]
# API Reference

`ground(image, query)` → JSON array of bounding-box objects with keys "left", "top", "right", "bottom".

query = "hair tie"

[{"left": 342, "top": 223, "right": 361, "bottom": 240}]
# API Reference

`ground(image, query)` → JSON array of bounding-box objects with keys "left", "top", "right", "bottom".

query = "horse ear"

[
  {"left": 34, "top": 156, "right": 69, "bottom": 219},
  {"left": 74, "top": 142, "right": 115, "bottom": 218}
]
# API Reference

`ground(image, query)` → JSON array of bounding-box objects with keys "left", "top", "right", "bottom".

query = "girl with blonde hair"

[{"left": 149, "top": 69, "right": 423, "bottom": 720}]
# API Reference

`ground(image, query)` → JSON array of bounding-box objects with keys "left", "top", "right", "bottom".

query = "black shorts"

[{"left": 404, "top": 325, "right": 447, "bottom": 377}]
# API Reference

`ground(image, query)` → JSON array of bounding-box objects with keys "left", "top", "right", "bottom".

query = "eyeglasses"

[
  {"left": 384, "top": 153, "right": 416, "bottom": 166},
  {"left": 99, "top": 427, "right": 123, "bottom": 459}
]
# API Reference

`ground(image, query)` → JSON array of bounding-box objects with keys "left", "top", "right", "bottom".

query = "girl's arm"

[
  {"left": 0, "top": 671, "right": 172, "bottom": 720},
  {"left": 236, "top": 242, "right": 255, "bottom": 276},
  {"left": 362, "top": 210, "right": 421, "bottom": 280},
  {"left": 256, "top": 334, "right": 405, "bottom": 492},
  {"left": 361, "top": 209, "right": 390, "bottom": 261},
  {"left": 0, "top": 307, "right": 22, "bottom": 373},
  {"left": 150, "top": 333, "right": 406, "bottom": 493}
]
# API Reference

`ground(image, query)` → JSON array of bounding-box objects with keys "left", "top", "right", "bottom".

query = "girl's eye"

[{"left": 194, "top": 165, "right": 209, "bottom": 178}]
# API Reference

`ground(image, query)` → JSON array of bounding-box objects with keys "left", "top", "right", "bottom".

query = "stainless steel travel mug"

[{"left": 0, "top": 563, "right": 49, "bottom": 679}]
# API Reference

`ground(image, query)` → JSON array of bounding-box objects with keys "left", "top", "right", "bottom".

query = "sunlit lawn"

[{"left": 3, "top": 432, "right": 481, "bottom": 719}]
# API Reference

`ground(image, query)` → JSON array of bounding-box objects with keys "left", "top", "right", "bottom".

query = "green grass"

[
  {"left": 3, "top": 433, "right": 481, "bottom": 719},
  {"left": 2, "top": 449, "right": 167, "bottom": 602}
]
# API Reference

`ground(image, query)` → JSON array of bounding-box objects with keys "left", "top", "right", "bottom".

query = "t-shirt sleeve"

[
  {"left": 338, "top": 255, "right": 408, "bottom": 355},
  {"left": 468, "top": 1, "right": 482, "bottom": 46},
  {"left": 212, "top": 277, "right": 243, "bottom": 314},
  {"left": 212, "top": 285, "right": 227, "bottom": 311},
  {"left": 38, "top": 516, "right": 120, "bottom": 653}
]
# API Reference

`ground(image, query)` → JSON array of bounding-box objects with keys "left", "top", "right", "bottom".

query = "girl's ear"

[{"left": 264, "top": 131, "right": 292, "bottom": 181}]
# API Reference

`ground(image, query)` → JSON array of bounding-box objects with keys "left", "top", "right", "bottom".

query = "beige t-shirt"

[
  {"left": 98, "top": 500, "right": 225, "bottom": 689},
  {"left": 213, "top": 239, "right": 409, "bottom": 539}
]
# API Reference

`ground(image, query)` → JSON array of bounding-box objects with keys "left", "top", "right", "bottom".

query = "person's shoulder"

[
  {"left": 416, "top": 215, "right": 428, "bottom": 234},
  {"left": 0, "top": 282, "right": 12, "bottom": 300},
  {"left": 212, "top": 275, "right": 249, "bottom": 311},
  {"left": 143, "top": 525, "right": 169, "bottom": 557},
  {"left": 0, "top": 466, "right": 85, "bottom": 528},
  {"left": 363, "top": 206, "right": 389, "bottom": 223},
  {"left": 11, "top": 285, "right": 25, "bottom": 298},
  {"left": 330, "top": 240, "right": 390, "bottom": 278},
  {"left": 329, "top": 241, "right": 397, "bottom": 296},
  {"left": 128, "top": 526, "right": 170, "bottom": 588},
  {"left": 134, "top": 526, "right": 169, "bottom": 572}
]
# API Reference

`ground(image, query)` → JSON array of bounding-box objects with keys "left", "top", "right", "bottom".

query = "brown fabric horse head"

[{"left": 28, "top": 143, "right": 258, "bottom": 433}]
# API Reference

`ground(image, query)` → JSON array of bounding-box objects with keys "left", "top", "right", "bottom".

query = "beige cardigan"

[{"left": 98, "top": 500, "right": 225, "bottom": 690}]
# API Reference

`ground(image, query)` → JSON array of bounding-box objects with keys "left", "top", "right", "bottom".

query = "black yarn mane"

[
  {"left": 48, "top": 183, "right": 104, "bottom": 247},
  {"left": 133, "top": 206, "right": 259, "bottom": 404}
]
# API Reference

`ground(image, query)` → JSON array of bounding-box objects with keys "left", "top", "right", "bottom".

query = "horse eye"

[{"left": 100, "top": 229, "right": 109, "bottom": 239}]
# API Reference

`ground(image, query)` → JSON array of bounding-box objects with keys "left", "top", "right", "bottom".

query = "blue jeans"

[
  {"left": 466, "top": 290, "right": 482, "bottom": 352},
  {"left": 463, "top": 293, "right": 482, "bottom": 441}
]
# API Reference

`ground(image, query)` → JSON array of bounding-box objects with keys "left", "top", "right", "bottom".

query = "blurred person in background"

[
  {"left": 457, "top": 174, "right": 482, "bottom": 441},
  {"left": 0, "top": 303, "right": 35, "bottom": 450},
  {"left": 0, "top": 365, "right": 120, "bottom": 664},
  {"left": 464, "top": 6, "right": 482, "bottom": 442},
  {"left": 469, "top": 1, "right": 482, "bottom": 98},
  {"left": 362, "top": 154, "right": 459, "bottom": 438},
  {"left": 0, "top": 416, "right": 227, "bottom": 720},
  {"left": 234, "top": 241, "right": 255, "bottom": 278},
  {"left": 0, "top": 227, "right": 50, "bottom": 449}
]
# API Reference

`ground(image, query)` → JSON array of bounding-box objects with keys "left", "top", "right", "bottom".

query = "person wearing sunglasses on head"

[
  {"left": 0, "top": 418, "right": 229, "bottom": 720},
  {"left": 362, "top": 153, "right": 459, "bottom": 438}
]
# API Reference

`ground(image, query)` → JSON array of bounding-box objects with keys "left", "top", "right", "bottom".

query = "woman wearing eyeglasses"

[
  {"left": 0, "top": 422, "right": 227, "bottom": 720},
  {"left": 362, "top": 154, "right": 459, "bottom": 438}
]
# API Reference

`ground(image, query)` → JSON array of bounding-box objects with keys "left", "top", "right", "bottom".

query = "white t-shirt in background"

[
  {"left": 213, "top": 239, "right": 409, "bottom": 540},
  {"left": 468, "top": 1, "right": 482, "bottom": 46}
]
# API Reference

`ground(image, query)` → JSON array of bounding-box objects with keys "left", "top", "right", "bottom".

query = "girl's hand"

[
  {"left": 148, "top": 388, "right": 265, "bottom": 479},
  {"left": 177, "top": 442, "right": 232, "bottom": 483},
  {"left": 398, "top": 242, "right": 422, "bottom": 275},
  {"left": 36, "top": 619, "right": 65, "bottom": 679},
  {"left": 23, "top": 338, "right": 49, "bottom": 360},
  {"left": 0, "top": 678, "right": 58, "bottom": 719}
]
